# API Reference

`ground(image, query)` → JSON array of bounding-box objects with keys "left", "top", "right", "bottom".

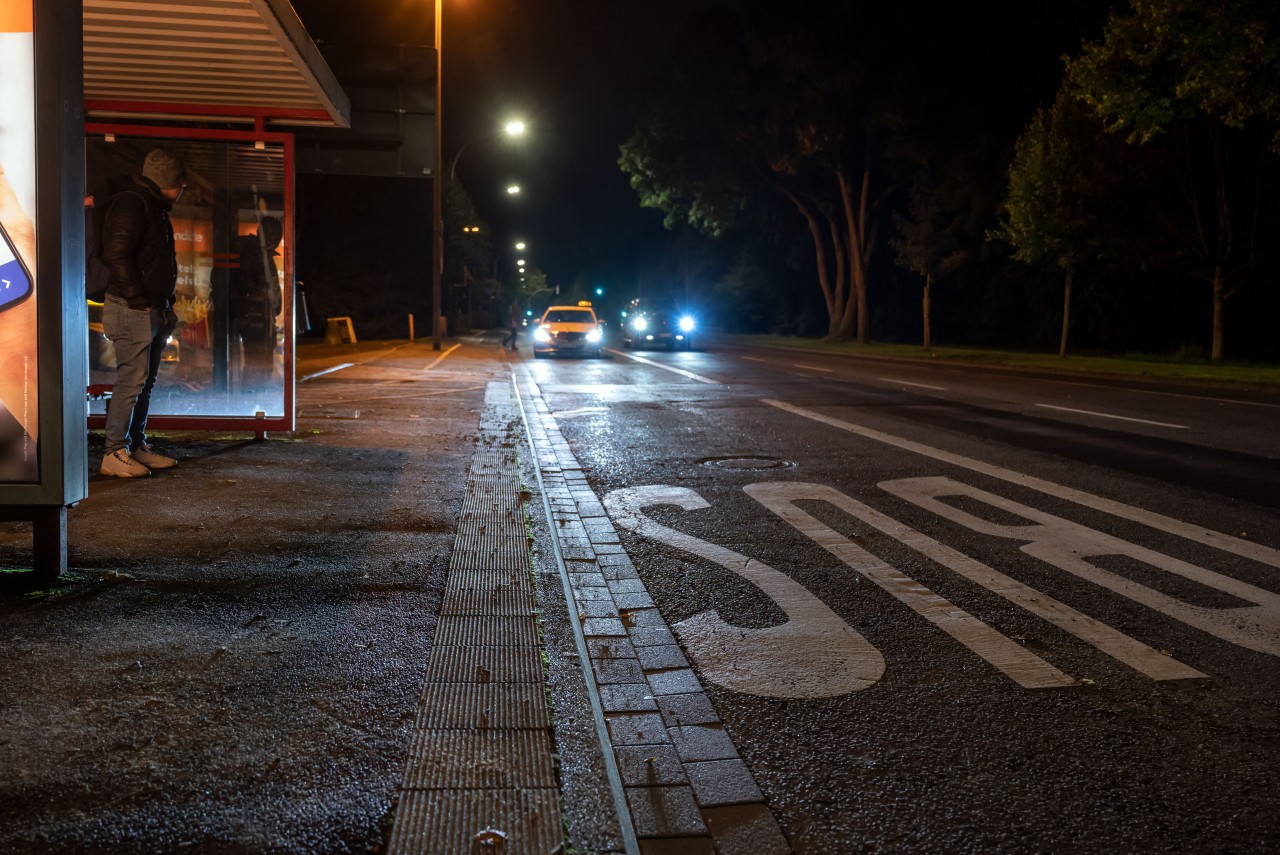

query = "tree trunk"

[
  {"left": 1211, "top": 263, "right": 1225, "bottom": 361},
  {"left": 1058, "top": 267, "right": 1073, "bottom": 358},
  {"left": 780, "top": 187, "right": 841, "bottom": 335},
  {"left": 922, "top": 273, "right": 932, "bottom": 351},
  {"left": 836, "top": 167, "right": 871, "bottom": 344},
  {"left": 827, "top": 212, "right": 849, "bottom": 338}
]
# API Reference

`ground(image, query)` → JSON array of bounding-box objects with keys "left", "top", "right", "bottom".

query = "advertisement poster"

[{"left": 0, "top": 1, "right": 38, "bottom": 482}]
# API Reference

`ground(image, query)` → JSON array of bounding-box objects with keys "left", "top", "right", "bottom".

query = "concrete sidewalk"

[{"left": 0, "top": 337, "right": 617, "bottom": 853}]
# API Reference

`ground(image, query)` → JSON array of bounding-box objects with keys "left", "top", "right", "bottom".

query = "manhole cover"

[{"left": 699, "top": 455, "right": 794, "bottom": 470}]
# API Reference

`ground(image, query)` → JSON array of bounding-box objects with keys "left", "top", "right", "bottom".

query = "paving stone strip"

[
  {"left": 515, "top": 373, "right": 792, "bottom": 855},
  {"left": 387, "top": 383, "right": 563, "bottom": 855}
]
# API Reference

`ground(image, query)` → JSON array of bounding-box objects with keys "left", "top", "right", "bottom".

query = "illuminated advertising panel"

[{"left": 0, "top": 1, "right": 37, "bottom": 482}]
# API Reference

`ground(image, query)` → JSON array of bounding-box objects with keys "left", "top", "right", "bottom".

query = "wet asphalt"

[
  {"left": 2, "top": 334, "right": 1278, "bottom": 854},
  {"left": 0, "top": 338, "right": 584, "bottom": 853}
]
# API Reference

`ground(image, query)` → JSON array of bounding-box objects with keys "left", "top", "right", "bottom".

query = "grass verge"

[{"left": 724, "top": 335, "right": 1280, "bottom": 388}]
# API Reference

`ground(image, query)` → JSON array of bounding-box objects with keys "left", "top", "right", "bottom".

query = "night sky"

[
  {"left": 289, "top": 0, "right": 732, "bottom": 295},
  {"left": 288, "top": 0, "right": 1114, "bottom": 301}
]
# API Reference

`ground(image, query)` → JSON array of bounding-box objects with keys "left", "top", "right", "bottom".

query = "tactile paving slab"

[
  {"left": 401, "top": 730, "right": 558, "bottom": 789},
  {"left": 387, "top": 788, "right": 562, "bottom": 855},
  {"left": 414, "top": 683, "right": 552, "bottom": 730},
  {"left": 388, "top": 381, "right": 564, "bottom": 855}
]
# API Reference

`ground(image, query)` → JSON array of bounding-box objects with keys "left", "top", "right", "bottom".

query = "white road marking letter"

[
  {"left": 882, "top": 477, "right": 1280, "bottom": 657},
  {"left": 748, "top": 482, "right": 1203, "bottom": 681},
  {"left": 745, "top": 483, "right": 1078, "bottom": 689},
  {"left": 604, "top": 485, "right": 885, "bottom": 698},
  {"left": 763, "top": 398, "right": 1280, "bottom": 569}
]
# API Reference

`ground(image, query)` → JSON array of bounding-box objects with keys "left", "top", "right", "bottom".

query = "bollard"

[
  {"left": 254, "top": 410, "right": 266, "bottom": 442},
  {"left": 409, "top": 313, "right": 415, "bottom": 341}
]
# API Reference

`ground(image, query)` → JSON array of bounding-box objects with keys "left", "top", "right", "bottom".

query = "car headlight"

[
  {"left": 632, "top": 317, "right": 648, "bottom": 331},
  {"left": 533, "top": 327, "right": 551, "bottom": 343},
  {"left": 678, "top": 315, "right": 696, "bottom": 333},
  {"left": 586, "top": 328, "right": 603, "bottom": 343}
]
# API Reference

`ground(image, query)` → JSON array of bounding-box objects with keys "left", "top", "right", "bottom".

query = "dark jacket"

[
  {"left": 101, "top": 176, "right": 177, "bottom": 311},
  {"left": 229, "top": 233, "right": 282, "bottom": 321}
]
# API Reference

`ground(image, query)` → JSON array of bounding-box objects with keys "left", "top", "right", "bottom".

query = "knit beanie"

[{"left": 141, "top": 148, "right": 186, "bottom": 190}]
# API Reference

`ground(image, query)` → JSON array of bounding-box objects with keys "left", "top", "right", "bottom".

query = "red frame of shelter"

[{"left": 82, "top": 118, "right": 297, "bottom": 434}]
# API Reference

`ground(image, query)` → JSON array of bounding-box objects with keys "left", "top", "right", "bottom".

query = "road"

[{"left": 517, "top": 339, "right": 1280, "bottom": 853}]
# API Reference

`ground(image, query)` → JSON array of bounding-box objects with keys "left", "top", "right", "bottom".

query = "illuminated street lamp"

[
  {"left": 449, "top": 117, "right": 527, "bottom": 182},
  {"left": 506, "top": 184, "right": 521, "bottom": 195},
  {"left": 514, "top": 241, "right": 526, "bottom": 251}
]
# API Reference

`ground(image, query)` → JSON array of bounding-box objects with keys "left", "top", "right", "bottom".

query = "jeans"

[{"left": 102, "top": 295, "right": 176, "bottom": 454}]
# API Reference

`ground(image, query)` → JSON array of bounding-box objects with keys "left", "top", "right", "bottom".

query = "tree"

[
  {"left": 992, "top": 91, "right": 1125, "bottom": 357},
  {"left": 1067, "top": 0, "right": 1280, "bottom": 359},
  {"left": 620, "top": 2, "right": 893, "bottom": 342},
  {"left": 443, "top": 177, "right": 492, "bottom": 288},
  {"left": 892, "top": 151, "right": 994, "bottom": 350}
]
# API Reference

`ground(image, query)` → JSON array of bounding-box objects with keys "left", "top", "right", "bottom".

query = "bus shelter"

[
  {"left": 83, "top": 0, "right": 350, "bottom": 434},
  {"left": 0, "top": 0, "right": 349, "bottom": 577}
]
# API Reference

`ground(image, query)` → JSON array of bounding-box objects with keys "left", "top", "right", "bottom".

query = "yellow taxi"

[{"left": 532, "top": 301, "right": 604, "bottom": 358}]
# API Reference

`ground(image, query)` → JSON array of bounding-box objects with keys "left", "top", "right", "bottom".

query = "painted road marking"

[
  {"left": 741, "top": 356, "right": 768, "bottom": 362},
  {"left": 745, "top": 482, "right": 1077, "bottom": 688},
  {"left": 605, "top": 485, "right": 885, "bottom": 697},
  {"left": 750, "top": 481, "right": 1203, "bottom": 680},
  {"left": 299, "top": 362, "right": 355, "bottom": 382},
  {"left": 609, "top": 349, "right": 719, "bottom": 385},
  {"left": 792, "top": 363, "right": 834, "bottom": 373},
  {"left": 1036, "top": 403, "right": 1190, "bottom": 430},
  {"left": 880, "top": 377, "right": 947, "bottom": 391},
  {"left": 883, "top": 477, "right": 1280, "bottom": 656},
  {"left": 1046, "top": 377, "right": 1280, "bottom": 410},
  {"left": 423, "top": 343, "right": 461, "bottom": 372},
  {"left": 762, "top": 399, "right": 1280, "bottom": 570}
]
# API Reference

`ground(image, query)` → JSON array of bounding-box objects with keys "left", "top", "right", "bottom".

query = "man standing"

[
  {"left": 230, "top": 216, "right": 283, "bottom": 389},
  {"left": 98, "top": 148, "right": 185, "bottom": 478}
]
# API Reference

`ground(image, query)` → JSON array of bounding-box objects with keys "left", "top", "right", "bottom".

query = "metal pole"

[{"left": 431, "top": 0, "right": 443, "bottom": 351}]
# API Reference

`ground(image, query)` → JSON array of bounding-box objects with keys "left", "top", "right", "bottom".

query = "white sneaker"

[
  {"left": 100, "top": 448, "right": 151, "bottom": 478},
  {"left": 132, "top": 444, "right": 176, "bottom": 470}
]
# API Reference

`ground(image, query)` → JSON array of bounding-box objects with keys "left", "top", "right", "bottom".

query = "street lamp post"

[{"left": 431, "top": 0, "right": 443, "bottom": 351}]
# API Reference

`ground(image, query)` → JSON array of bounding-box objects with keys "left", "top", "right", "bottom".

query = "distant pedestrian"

[
  {"left": 98, "top": 148, "right": 186, "bottom": 478},
  {"left": 501, "top": 300, "right": 520, "bottom": 350}
]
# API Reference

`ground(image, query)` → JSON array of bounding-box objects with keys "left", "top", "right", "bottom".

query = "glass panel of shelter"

[{"left": 86, "top": 135, "right": 287, "bottom": 419}]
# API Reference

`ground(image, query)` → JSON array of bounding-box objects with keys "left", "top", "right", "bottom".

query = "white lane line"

[
  {"left": 792, "top": 363, "right": 834, "bottom": 373},
  {"left": 1036, "top": 403, "right": 1189, "bottom": 430},
  {"left": 609, "top": 349, "right": 718, "bottom": 384},
  {"left": 763, "top": 399, "right": 1280, "bottom": 569},
  {"left": 880, "top": 377, "right": 947, "bottom": 391},
  {"left": 741, "top": 356, "right": 768, "bottom": 363},
  {"left": 299, "top": 362, "right": 355, "bottom": 382},
  {"left": 1046, "top": 377, "right": 1280, "bottom": 410},
  {"left": 423, "top": 343, "right": 461, "bottom": 371}
]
